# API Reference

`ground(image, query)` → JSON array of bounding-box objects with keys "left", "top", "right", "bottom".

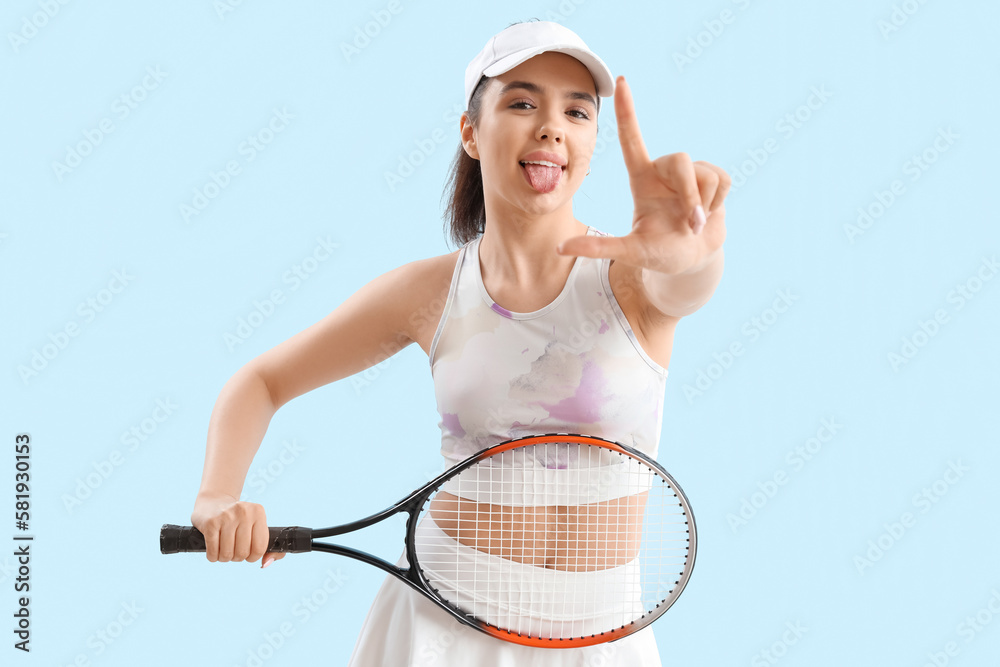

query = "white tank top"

[{"left": 429, "top": 225, "right": 668, "bottom": 466}]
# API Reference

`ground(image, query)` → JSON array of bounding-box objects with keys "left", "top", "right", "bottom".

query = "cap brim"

[{"left": 482, "top": 45, "right": 615, "bottom": 101}]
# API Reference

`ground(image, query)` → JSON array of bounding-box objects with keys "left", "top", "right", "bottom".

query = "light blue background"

[{"left": 3, "top": 1, "right": 998, "bottom": 665}]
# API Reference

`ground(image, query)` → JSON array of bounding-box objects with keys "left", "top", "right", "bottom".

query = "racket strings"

[{"left": 413, "top": 440, "right": 692, "bottom": 642}]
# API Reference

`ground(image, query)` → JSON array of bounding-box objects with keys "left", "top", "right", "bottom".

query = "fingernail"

[
  {"left": 692, "top": 205, "right": 706, "bottom": 235},
  {"left": 261, "top": 556, "right": 274, "bottom": 569}
]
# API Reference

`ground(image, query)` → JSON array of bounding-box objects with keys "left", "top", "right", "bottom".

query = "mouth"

[
  {"left": 519, "top": 160, "right": 566, "bottom": 194},
  {"left": 518, "top": 160, "right": 567, "bottom": 169}
]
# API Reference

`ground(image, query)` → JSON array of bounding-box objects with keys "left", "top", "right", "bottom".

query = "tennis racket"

[{"left": 161, "top": 432, "right": 696, "bottom": 648}]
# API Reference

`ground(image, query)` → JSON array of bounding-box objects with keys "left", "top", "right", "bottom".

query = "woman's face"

[{"left": 462, "top": 51, "right": 599, "bottom": 218}]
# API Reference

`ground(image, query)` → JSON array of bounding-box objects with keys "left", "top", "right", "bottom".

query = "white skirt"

[{"left": 347, "top": 515, "right": 662, "bottom": 667}]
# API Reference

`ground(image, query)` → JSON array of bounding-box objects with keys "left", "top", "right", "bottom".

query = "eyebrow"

[{"left": 497, "top": 81, "right": 597, "bottom": 109}]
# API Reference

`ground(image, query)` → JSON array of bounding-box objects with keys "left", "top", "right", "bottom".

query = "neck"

[{"left": 478, "top": 199, "right": 588, "bottom": 287}]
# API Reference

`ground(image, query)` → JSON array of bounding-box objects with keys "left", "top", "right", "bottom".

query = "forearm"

[
  {"left": 640, "top": 246, "right": 725, "bottom": 318},
  {"left": 196, "top": 366, "right": 278, "bottom": 500}
]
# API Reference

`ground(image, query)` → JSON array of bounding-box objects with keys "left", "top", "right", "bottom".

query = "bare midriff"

[{"left": 429, "top": 491, "right": 648, "bottom": 571}]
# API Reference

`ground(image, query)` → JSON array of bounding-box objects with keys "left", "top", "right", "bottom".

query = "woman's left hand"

[{"left": 557, "top": 74, "right": 729, "bottom": 276}]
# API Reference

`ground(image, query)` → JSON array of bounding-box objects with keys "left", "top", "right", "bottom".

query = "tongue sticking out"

[{"left": 522, "top": 163, "right": 562, "bottom": 193}]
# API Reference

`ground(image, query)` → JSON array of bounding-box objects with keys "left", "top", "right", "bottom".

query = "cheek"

[
  {"left": 573, "top": 145, "right": 597, "bottom": 175},
  {"left": 476, "top": 122, "right": 516, "bottom": 172},
  {"left": 574, "top": 129, "right": 598, "bottom": 164},
  {"left": 479, "top": 143, "right": 513, "bottom": 173},
  {"left": 477, "top": 150, "right": 518, "bottom": 191}
]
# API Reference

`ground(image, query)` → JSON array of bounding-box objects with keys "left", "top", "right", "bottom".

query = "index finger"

[{"left": 614, "top": 75, "right": 651, "bottom": 173}]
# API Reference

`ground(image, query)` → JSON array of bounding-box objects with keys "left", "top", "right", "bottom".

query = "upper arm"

[{"left": 245, "top": 257, "right": 435, "bottom": 410}]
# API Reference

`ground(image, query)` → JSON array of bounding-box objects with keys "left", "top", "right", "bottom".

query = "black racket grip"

[{"left": 160, "top": 524, "right": 313, "bottom": 554}]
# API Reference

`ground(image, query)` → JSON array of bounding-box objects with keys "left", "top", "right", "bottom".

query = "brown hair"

[{"left": 440, "top": 20, "right": 601, "bottom": 249}]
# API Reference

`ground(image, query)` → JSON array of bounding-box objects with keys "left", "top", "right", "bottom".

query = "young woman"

[{"left": 190, "top": 19, "right": 728, "bottom": 666}]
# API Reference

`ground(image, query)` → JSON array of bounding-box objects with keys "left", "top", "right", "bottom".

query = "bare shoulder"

[
  {"left": 247, "top": 246, "right": 461, "bottom": 409},
  {"left": 395, "top": 247, "right": 463, "bottom": 356}
]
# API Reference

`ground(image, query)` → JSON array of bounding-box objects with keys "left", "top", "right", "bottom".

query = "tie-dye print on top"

[{"left": 429, "top": 226, "right": 669, "bottom": 466}]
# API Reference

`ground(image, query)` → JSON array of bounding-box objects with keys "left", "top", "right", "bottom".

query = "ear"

[{"left": 460, "top": 112, "right": 480, "bottom": 161}]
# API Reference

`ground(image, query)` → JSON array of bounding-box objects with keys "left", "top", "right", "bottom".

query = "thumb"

[{"left": 261, "top": 551, "right": 286, "bottom": 569}]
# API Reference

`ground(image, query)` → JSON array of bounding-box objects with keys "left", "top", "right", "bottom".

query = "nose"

[
  {"left": 536, "top": 109, "right": 564, "bottom": 143},
  {"left": 536, "top": 126, "right": 562, "bottom": 143}
]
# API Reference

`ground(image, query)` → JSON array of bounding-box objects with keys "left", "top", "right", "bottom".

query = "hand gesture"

[{"left": 557, "top": 75, "right": 729, "bottom": 276}]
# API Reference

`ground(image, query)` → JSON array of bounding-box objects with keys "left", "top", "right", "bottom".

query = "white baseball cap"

[{"left": 464, "top": 21, "right": 615, "bottom": 111}]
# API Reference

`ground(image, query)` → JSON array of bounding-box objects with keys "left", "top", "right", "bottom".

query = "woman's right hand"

[{"left": 190, "top": 491, "right": 286, "bottom": 568}]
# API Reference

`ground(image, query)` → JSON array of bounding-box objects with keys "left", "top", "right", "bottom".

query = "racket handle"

[{"left": 159, "top": 524, "right": 313, "bottom": 554}]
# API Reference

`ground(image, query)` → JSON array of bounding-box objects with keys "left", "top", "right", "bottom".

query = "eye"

[{"left": 509, "top": 99, "right": 591, "bottom": 120}]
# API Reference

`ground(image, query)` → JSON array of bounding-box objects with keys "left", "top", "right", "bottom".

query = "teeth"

[{"left": 520, "top": 160, "right": 562, "bottom": 168}]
